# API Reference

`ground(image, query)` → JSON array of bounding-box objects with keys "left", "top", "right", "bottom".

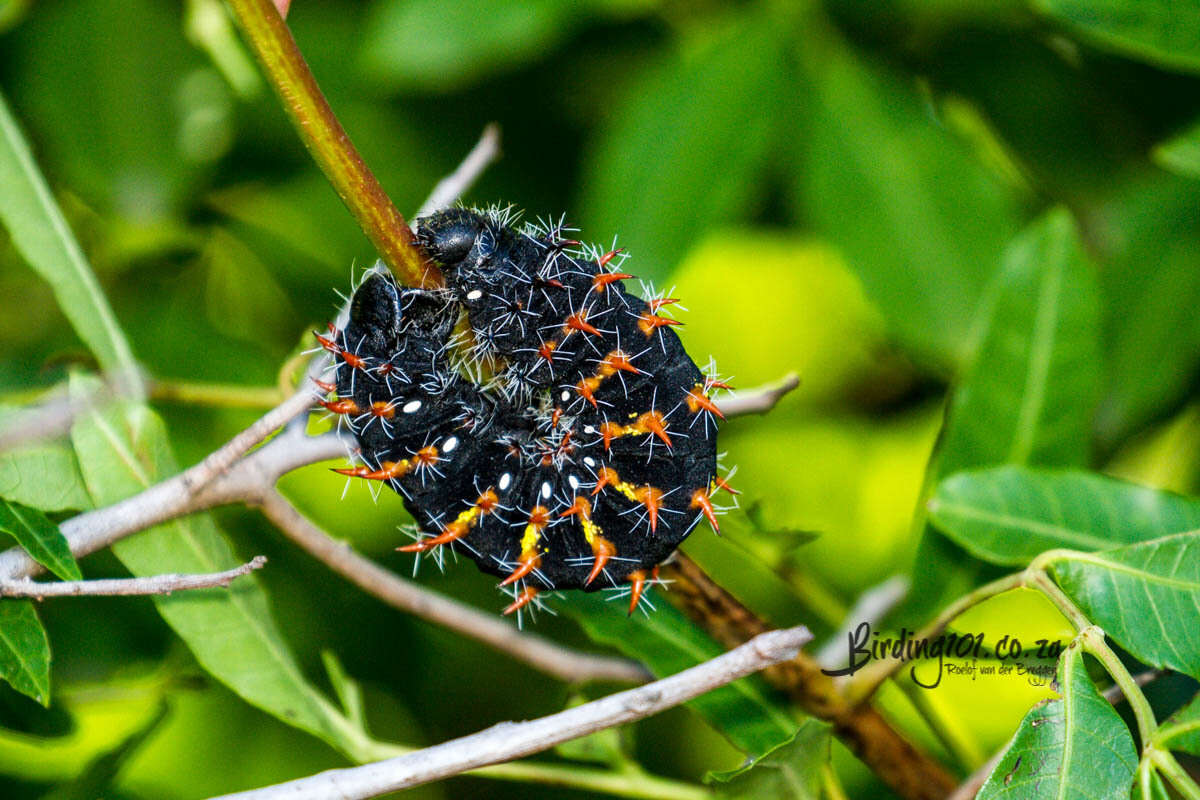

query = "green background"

[{"left": 2, "top": 0, "right": 1200, "bottom": 797}]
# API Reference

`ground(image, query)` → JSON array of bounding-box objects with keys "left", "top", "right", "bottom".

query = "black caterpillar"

[{"left": 316, "top": 207, "right": 731, "bottom": 615}]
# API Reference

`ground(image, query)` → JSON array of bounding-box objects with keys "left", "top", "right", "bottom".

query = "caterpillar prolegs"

[{"left": 319, "top": 207, "right": 733, "bottom": 615}]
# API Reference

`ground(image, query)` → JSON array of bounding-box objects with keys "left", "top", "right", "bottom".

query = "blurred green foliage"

[{"left": 2, "top": 0, "right": 1200, "bottom": 797}]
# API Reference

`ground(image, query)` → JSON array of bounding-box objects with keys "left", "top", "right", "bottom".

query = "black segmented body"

[{"left": 326, "top": 208, "right": 724, "bottom": 610}]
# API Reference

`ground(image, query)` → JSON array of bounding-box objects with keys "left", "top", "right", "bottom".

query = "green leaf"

[
  {"left": 1050, "top": 533, "right": 1200, "bottom": 679},
  {"left": 1094, "top": 176, "right": 1200, "bottom": 447},
  {"left": 977, "top": 643, "right": 1136, "bottom": 799},
  {"left": 0, "top": 500, "right": 82, "bottom": 582},
  {"left": 1153, "top": 118, "right": 1200, "bottom": 180},
  {"left": 909, "top": 208, "right": 1102, "bottom": 617},
  {"left": 939, "top": 209, "right": 1101, "bottom": 474},
  {"left": 706, "top": 719, "right": 830, "bottom": 799},
  {"left": 1033, "top": 0, "right": 1200, "bottom": 74},
  {"left": 202, "top": 228, "right": 296, "bottom": 347},
  {"left": 1134, "top": 766, "right": 1171, "bottom": 800},
  {"left": 553, "top": 694, "right": 628, "bottom": 767},
  {"left": 0, "top": 89, "right": 140, "bottom": 395},
  {"left": 791, "top": 16, "right": 1022, "bottom": 369},
  {"left": 320, "top": 650, "right": 365, "bottom": 731},
  {"left": 361, "top": 0, "right": 581, "bottom": 90},
  {"left": 578, "top": 12, "right": 786, "bottom": 284},
  {"left": 67, "top": 374, "right": 384, "bottom": 762},
  {"left": 0, "top": 668, "right": 167, "bottom": 782},
  {"left": 1156, "top": 690, "right": 1200, "bottom": 756},
  {"left": 928, "top": 466, "right": 1200, "bottom": 566},
  {"left": 565, "top": 594, "right": 797, "bottom": 756},
  {"left": 0, "top": 600, "right": 50, "bottom": 706},
  {"left": 0, "top": 405, "right": 92, "bottom": 512}
]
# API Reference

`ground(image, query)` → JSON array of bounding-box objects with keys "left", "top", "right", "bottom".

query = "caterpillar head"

[
  {"left": 348, "top": 270, "right": 456, "bottom": 357},
  {"left": 416, "top": 208, "right": 487, "bottom": 272}
]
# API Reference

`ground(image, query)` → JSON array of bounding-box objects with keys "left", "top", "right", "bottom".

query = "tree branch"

[
  {"left": 816, "top": 575, "right": 910, "bottom": 670},
  {"left": 0, "top": 415, "right": 648, "bottom": 684},
  {"left": 255, "top": 490, "right": 650, "bottom": 684},
  {"left": 663, "top": 554, "right": 956, "bottom": 800},
  {"left": 224, "top": 0, "right": 435, "bottom": 287},
  {"left": 206, "top": 626, "right": 812, "bottom": 800},
  {"left": 0, "top": 366, "right": 799, "bottom": 585},
  {"left": 716, "top": 372, "right": 800, "bottom": 418},
  {"left": 0, "top": 556, "right": 266, "bottom": 598}
]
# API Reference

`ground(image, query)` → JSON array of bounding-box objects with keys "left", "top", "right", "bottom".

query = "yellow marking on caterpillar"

[
  {"left": 520, "top": 524, "right": 540, "bottom": 554},
  {"left": 561, "top": 496, "right": 601, "bottom": 545},
  {"left": 592, "top": 467, "right": 639, "bottom": 502},
  {"left": 520, "top": 505, "right": 551, "bottom": 556},
  {"left": 612, "top": 479, "right": 638, "bottom": 502},
  {"left": 599, "top": 411, "right": 672, "bottom": 449},
  {"left": 580, "top": 515, "right": 602, "bottom": 546},
  {"left": 454, "top": 505, "right": 482, "bottom": 528}
]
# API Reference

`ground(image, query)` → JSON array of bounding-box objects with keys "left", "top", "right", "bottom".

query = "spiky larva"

[{"left": 320, "top": 207, "right": 731, "bottom": 616}]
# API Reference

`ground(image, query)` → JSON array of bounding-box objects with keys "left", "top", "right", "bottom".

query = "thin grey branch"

[
  {"left": 414, "top": 123, "right": 502, "bottom": 220},
  {"left": 206, "top": 625, "right": 812, "bottom": 800},
  {"left": 1101, "top": 669, "right": 1160, "bottom": 705},
  {"left": 0, "top": 557, "right": 266, "bottom": 598},
  {"left": 818, "top": 575, "right": 910, "bottom": 670},
  {"left": 0, "top": 370, "right": 801, "bottom": 582},
  {"left": 256, "top": 490, "right": 649, "bottom": 684},
  {"left": 178, "top": 380, "right": 319, "bottom": 495},
  {"left": 717, "top": 372, "right": 800, "bottom": 418},
  {"left": 0, "top": 420, "right": 647, "bottom": 685}
]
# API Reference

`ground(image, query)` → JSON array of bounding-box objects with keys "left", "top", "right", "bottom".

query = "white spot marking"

[
  {"left": 583, "top": 425, "right": 596, "bottom": 434},
  {"left": 498, "top": 472, "right": 512, "bottom": 491},
  {"left": 442, "top": 436, "right": 458, "bottom": 453},
  {"left": 467, "top": 289, "right": 483, "bottom": 301},
  {"left": 568, "top": 474, "right": 581, "bottom": 491},
  {"left": 560, "top": 390, "right": 571, "bottom": 402},
  {"left": 402, "top": 400, "right": 422, "bottom": 414},
  {"left": 541, "top": 481, "right": 552, "bottom": 500},
  {"left": 583, "top": 456, "right": 597, "bottom": 467}
]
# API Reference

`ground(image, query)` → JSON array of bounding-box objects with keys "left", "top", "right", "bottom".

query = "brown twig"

[
  {"left": 224, "top": 0, "right": 436, "bottom": 288},
  {"left": 663, "top": 553, "right": 956, "bottom": 800},
  {"left": 0, "top": 557, "right": 266, "bottom": 598}
]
